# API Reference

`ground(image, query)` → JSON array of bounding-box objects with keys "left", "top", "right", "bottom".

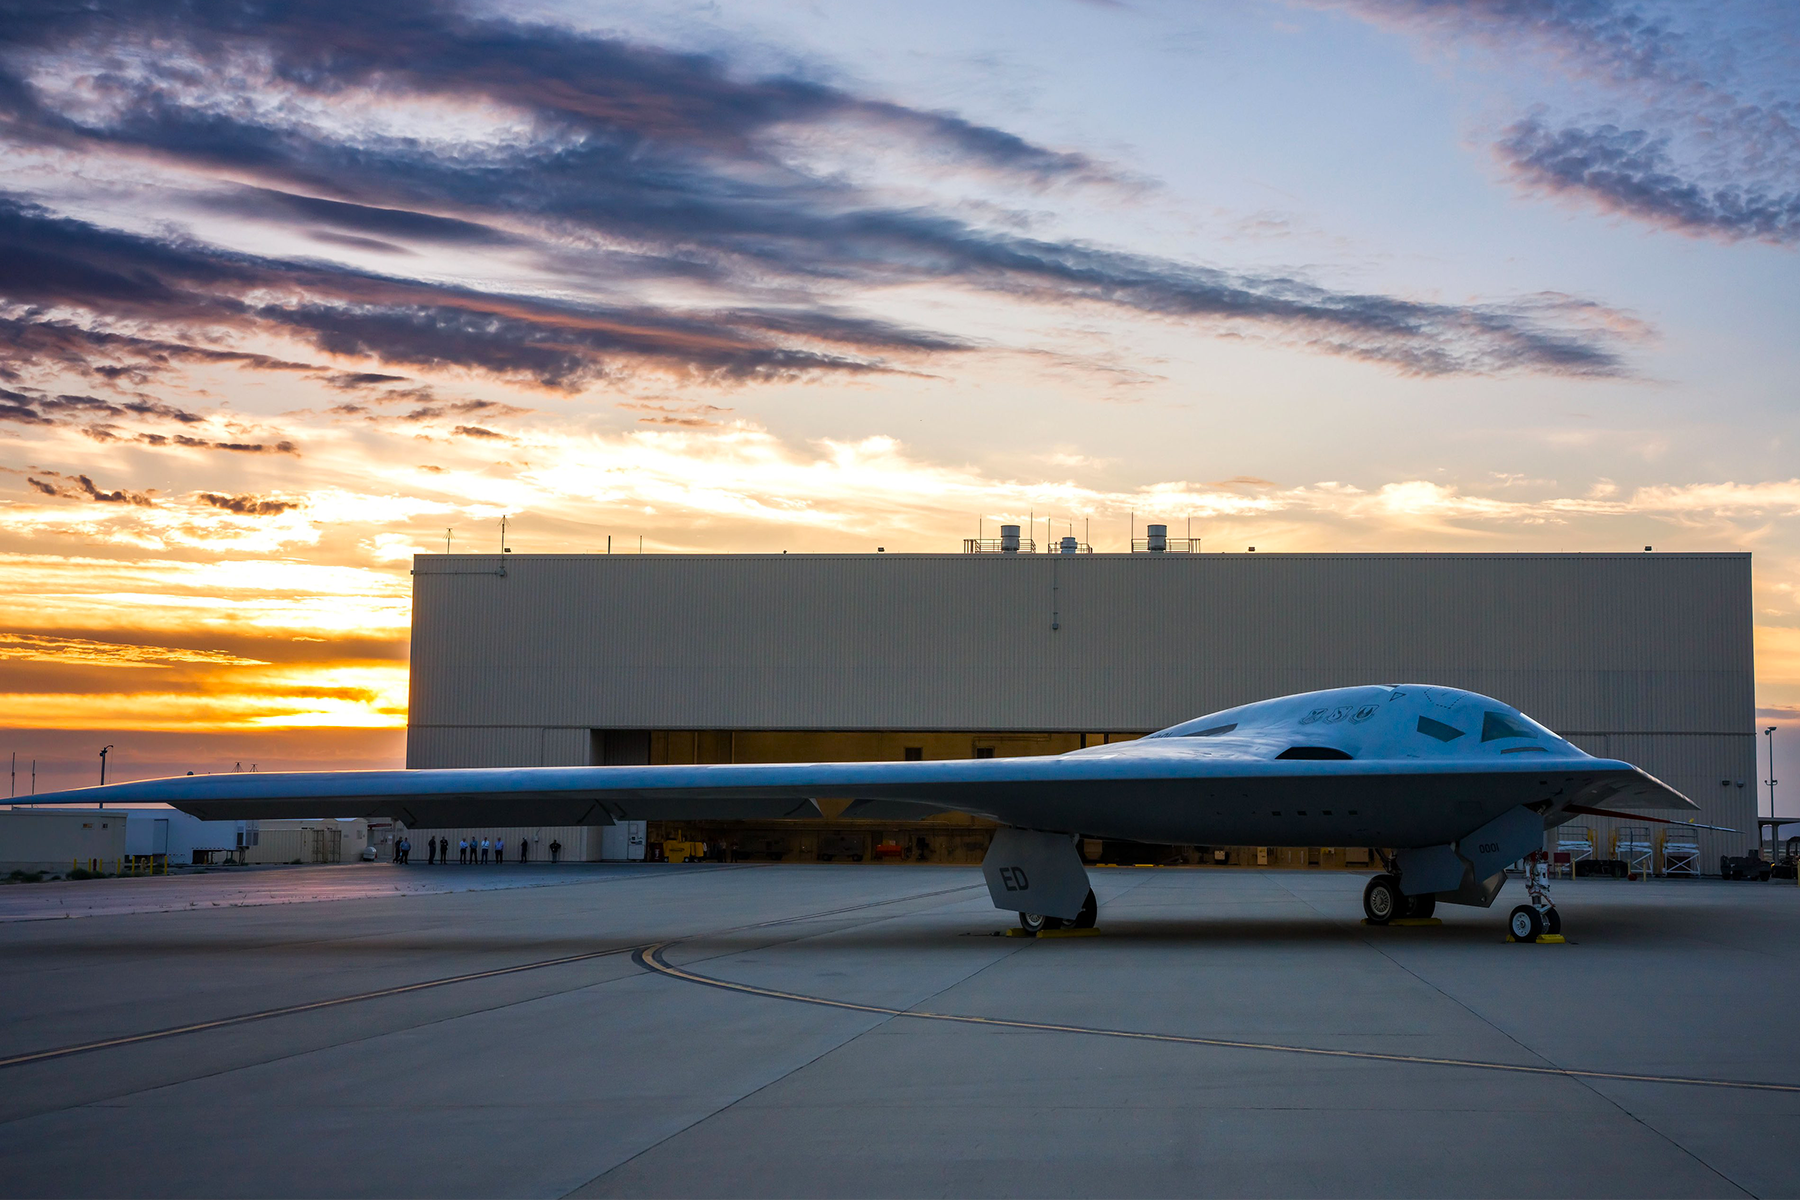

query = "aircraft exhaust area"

[{"left": 0, "top": 863, "right": 1793, "bottom": 1198}]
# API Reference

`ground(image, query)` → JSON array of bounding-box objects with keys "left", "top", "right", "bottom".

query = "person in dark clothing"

[
  {"left": 426, "top": 838, "right": 435, "bottom": 865},
  {"left": 518, "top": 838, "right": 529, "bottom": 864},
  {"left": 439, "top": 836, "right": 448, "bottom": 864},
  {"left": 549, "top": 839, "right": 561, "bottom": 863}
]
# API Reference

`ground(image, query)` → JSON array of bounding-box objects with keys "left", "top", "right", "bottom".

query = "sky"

[{"left": 1, "top": 0, "right": 1797, "bottom": 796}]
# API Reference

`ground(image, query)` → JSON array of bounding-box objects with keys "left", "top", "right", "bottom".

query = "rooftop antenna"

[
  {"left": 500, "top": 514, "right": 509, "bottom": 554},
  {"left": 607, "top": 535, "right": 612, "bottom": 554},
  {"left": 639, "top": 535, "right": 643, "bottom": 553},
  {"left": 444, "top": 528, "right": 453, "bottom": 554}
]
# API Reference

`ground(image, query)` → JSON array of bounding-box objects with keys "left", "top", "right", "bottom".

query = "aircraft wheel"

[
  {"left": 1509, "top": 904, "right": 1544, "bottom": 941},
  {"left": 1543, "top": 906, "right": 1562, "bottom": 935},
  {"left": 1018, "top": 912, "right": 1065, "bottom": 933},
  {"left": 1072, "top": 889, "right": 1098, "bottom": 929},
  {"left": 1404, "top": 893, "right": 1436, "bottom": 919},
  {"left": 1363, "top": 874, "right": 1401, "bottom": 924}
]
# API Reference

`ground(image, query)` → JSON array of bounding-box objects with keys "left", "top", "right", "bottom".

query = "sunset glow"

[{"left": 3, "top": 0, "right": 1797, "bottom": 792}]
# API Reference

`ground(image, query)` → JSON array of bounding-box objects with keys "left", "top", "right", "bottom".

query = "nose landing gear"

[{"left": 1507, "top": 850, "right": 1562, "bottom": 942}]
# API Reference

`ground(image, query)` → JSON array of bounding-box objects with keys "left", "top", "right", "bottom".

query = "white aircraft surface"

[{"left": 26, "top": 685, "right": 1715, "bottom": 940}]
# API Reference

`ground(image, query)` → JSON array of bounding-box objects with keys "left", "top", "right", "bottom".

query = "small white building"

[{"left": 1, "top": 808, "right": 127, "bottom": 873}]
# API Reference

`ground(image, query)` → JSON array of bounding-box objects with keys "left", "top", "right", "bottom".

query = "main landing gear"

[
  {"left": 1018, "top": 889, "right": 1098, "bottom": 933},
  {"left": 1361, "top": 874, "right": 1436, "bottom": 924},
  {"left": 1508, "top": 850, "right": 1562, "bottom": 942}
]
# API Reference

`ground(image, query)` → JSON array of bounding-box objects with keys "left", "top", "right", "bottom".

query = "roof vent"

[
  {"left": 1000, "top": 524, "right": 1020, "bottom": 553},
  {"left": 1146, "top": 524, "right": 1167, "bottom": 552},
  {"left": 1059, "top": 536, "right": 1078, "bottom": 554}
]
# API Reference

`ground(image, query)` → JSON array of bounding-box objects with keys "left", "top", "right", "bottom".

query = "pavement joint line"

[
  {"left": 0, "top": 880, "right": 988, "bottom": 1072},
  {"left": 0, "top": 944, "right": 648, "bottom": 1071},
  {"left": 564, "top": 887, "right": 1028, "bottom": 1199},
  {"left": 635, "top": 942, "right": 1800, "bottom": 1096}
]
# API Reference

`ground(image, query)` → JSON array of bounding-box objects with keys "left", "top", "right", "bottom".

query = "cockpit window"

[
  {"left": 1416, "top": 716, "right": 1464, "bottom": 742},
  {"left": 1183, "top": 723, "right": 1237, "bottom": 738},
  {"left": 1481, "top": 711, "right": 1538, "bottom": 742},
  {"left": 1276, "top": 746, "right": 1353, "bottom": 760}
]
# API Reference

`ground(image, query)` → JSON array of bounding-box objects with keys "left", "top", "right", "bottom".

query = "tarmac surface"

[{"left": 0, "top": 862, "right": 1796, "bottom": 1198}]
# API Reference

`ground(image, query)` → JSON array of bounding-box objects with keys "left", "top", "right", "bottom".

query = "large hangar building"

[{"left": 406, "top": 551, "right": 1756, "bottom": 872}]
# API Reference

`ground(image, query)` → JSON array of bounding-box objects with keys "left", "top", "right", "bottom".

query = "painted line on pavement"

[
  {"left": 0, "top": 880, "right": 985, "bottom": 1071},
  {"left": 636, "top": 942, "right": 1800, "bottom": 1095}
]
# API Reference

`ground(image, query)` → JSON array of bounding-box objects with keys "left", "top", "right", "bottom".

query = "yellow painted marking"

[{"left": 637, "top": 944, "right": 1800, "bottom": 1095}]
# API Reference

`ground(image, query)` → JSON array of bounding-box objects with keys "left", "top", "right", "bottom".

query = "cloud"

[
  {"left": 1330, "top": 1, "right": 1800, "bottom": 245},
  {"left": 1499, "top": 116, "right": 1800, "bottom": 244},
  {"left": 0, "top": 632, "right": 266, "bottom": 669},
  {"left": 139, "top": 433, "right": 300, "bottom": 455},
  {"left": 0, "top": 3, "right": 1643, "bottom": 378},
  {"left": 451, "top": 425, "right": 506, "bottom": 439},
  {"left": 0, "top": 199, "right": 953, "bottom": 389},
  {"left": 197, "top": 492, "right": 303, "bottom": 516},
  {"left": 0, "top": 315, "right": 322, "bottom": 388},
  {"left": 27, "top": 471, "right": 154, "bottom": 505}
]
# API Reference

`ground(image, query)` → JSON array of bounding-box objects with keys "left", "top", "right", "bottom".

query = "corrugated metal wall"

[{"left": 407, "top": 552, "right": 1757, "bottom": 863}]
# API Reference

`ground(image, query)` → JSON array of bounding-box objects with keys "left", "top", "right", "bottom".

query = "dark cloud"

[
  {"left": 1334, "top": 2, "right": 1800, "bottom": 245},
  {"left": 1500, "top": 116, "right": 1800, "bottom": 244},
  {"left": 28, "top": 471, "right": 154, "bottom": 505},
  {"left": 196, "top": 491, "right": 301, "bottom": 515},
  {"left": 0, "top": 199, "right": 950, "bottom": 388},
  {"left": 205, "top": 186, "right": 518, "bottom": 247},
  {"left": 320, "top": 372, "right": 411, "bottom": 389},
  {"left": 0, "top": 1, "right": 1644, "bottom": 377},
  {"left": 1332, "top": 1, "right": 1693, "bottom": 87},
  {"left": 0, "top": 385, "right": 210, "bottom": 428},
  {"left": 451, "top": 425, "right": 505, "bottom": 439},
  {"left": 0, "top": 315, "right": 321, "bottom": 387},
  {"left": 401, "top": 399, "right": 530, "bottom": 421},
  {"left": 137, "top": 432, "right": 299, "bottom": 455},
  {"left": 309, "top": 231, "right": 413, "bottom": 255}
]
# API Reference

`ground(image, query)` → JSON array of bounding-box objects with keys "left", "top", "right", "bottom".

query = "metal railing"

[
  {"left": 962, "top": 539, "right": 1095, "bottom": 554},
  {"left": 1131, "top": 537, "right": 1200, "bottom": 553}
]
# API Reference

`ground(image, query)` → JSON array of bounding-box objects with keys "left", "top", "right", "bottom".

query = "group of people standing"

[{"left": 401, "top": 835, "right": 563, "bottom": 864}]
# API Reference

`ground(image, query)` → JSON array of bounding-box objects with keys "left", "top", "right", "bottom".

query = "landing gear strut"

[{"left": 1509, "top": 850, "right": 1561, "bottom": 941}]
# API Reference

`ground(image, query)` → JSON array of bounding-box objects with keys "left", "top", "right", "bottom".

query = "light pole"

[
  {"left": 1765, "top": 726, "right": 1779, "bottom": 856},
  {"left": 99, "top": 744, "right": 114, "bottom": 805}
]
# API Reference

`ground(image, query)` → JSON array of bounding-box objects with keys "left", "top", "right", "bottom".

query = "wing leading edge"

[{"left": 20, "top": 751, "right": 1691, "bottom": 849}]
